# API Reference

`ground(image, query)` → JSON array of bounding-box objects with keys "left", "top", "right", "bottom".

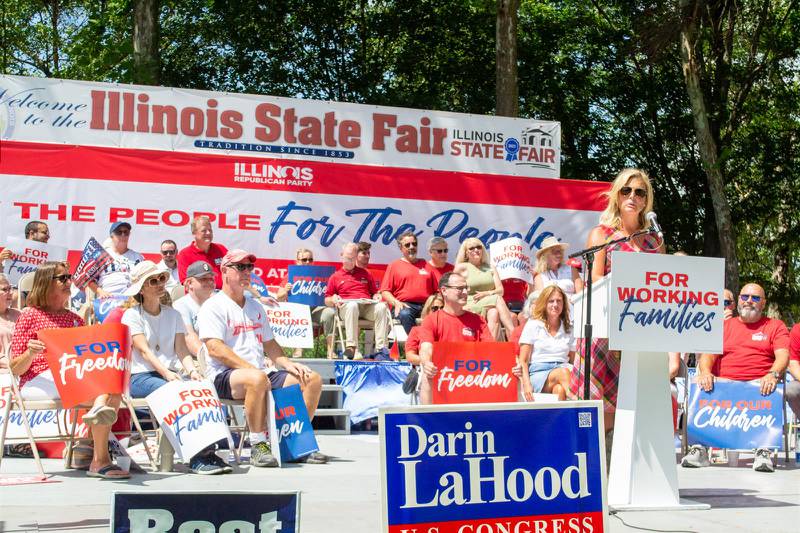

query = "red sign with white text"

[
  {"left": 431, "top": 342, "right": 517, "bottom": 404},
  {"left": 40, "top": 323, "right": 131, "bottom": 408}
]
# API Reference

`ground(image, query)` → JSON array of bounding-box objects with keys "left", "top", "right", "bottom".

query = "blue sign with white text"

[
  {"left": 287, "top": 265, "right": 334, "bottom": 307},
  {"left": 687, "top": 379, "right": 783, "bottom": 450},
  {"left": 93, "top": 294, "right": 128, "bottom": 323},
  {"left": 380, "top": 404, "right": 607, "bottom": 533},
  {"left": 111, "top": 491, "right": 300, "bottom": 533},
  {"left": 272, "top": 385, "right": 319, "bottom": 462}
]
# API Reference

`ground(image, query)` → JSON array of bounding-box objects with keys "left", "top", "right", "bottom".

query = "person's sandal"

[
  {"left": 87, "top": 464, "right": 130, "bottom": 479},
  {"left": 82, "top": 405, "right": 117, "bottom": 426}
]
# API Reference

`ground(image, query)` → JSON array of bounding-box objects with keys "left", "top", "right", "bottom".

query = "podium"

[{"left": 575, "top": 252, "right": 724, "bottom": 511}]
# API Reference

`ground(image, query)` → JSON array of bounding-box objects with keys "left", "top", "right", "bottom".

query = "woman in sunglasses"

[
  {"left": 569, "top": 168, "right": 664, "bottom": 434},
  {"left": 9, "top": 261, "right": 129, "bottom": 479},
  {"left": 453, "top": 238, "right": 516, "bottom": 340}
]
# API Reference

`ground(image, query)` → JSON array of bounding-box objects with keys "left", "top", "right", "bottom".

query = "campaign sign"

[
  {"left": 432, "top": 342, "right": 517, "bottom": 404},
  {"left": 489, "top": 237, "right": 533, "bottom": 282},
  {"left": 146, "top": 380, "right": 233, "bottom": 461},
  {"left": 270, "top": 385, "right": 319, "bottom": 462},
  {"left": 1, "top": 236, "right": 68, "bottom": 287},
  {"left": 608, "top": 253, "right": 724, "bottom": 353},
  {"left": 39, "top": 323, "right": 131, "bottom": 408},
  {"left": 687, "top": 378, "right": 783, "bottom": 450},
  {"left": 287, "top": 265, "right": 334, "bottom": 307},
  {"left": 263, "top": 302, "right": 314, "bottom": 348},
  {"left": 111, "top": 491, "right": 300, "bottom": 533},
  {"left": 380, "top": 402, "right": 608, "bottom": 533},
  {"left": 251, "top": 271, "right": 271, "bottom": 297},
  {"left": 93, "top": 294, "right": 128, "bottom": 323}
]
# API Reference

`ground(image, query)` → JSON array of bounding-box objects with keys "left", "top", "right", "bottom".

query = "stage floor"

[{"left": 1, "top": 434, "right": 798, "bottom": 532}]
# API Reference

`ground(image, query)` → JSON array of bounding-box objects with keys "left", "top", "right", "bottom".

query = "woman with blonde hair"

[
  {"left": 453, "top": 238, "right": 516, "bottom": 339},
  {"left": 9, "top": 261, "right": 129, "bottom": 479},
  {"left": 570, "top": 168, "right": 664, "bottom": 432},
  {"left": 533, "top": 236, "right": 583, "bottom": 296},
  {"left": 518, "top": 285, "right": 575, "bottom": 401}
]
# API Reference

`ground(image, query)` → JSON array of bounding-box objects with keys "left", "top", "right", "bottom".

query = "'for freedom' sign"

[{"left": 380, "top": 402, "right": 607, "bottom": 533}]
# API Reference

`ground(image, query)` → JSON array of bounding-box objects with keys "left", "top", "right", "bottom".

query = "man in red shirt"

[
  {"left": 417, "top": 272, "right": 493, "bottom": 404},
  {"left": 423, "top": 236, "right": 454, "bottom": 286},
  {"left": 380, "top": 231, "right": 436, "bottom": 333},
  {"left": 324, "top": 242, "right": 388, "bottom": 359},
  {"left": 683, "top": 283, "right": 789, "bottom": 472},
  {"left": 177, "top": 216, "right": 228, "bottom": 289}
]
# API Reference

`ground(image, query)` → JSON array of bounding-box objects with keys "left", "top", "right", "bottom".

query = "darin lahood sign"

[
  {"left": 380, "top": 402, "right": 607, "bottom": 533},
  {"left": 608, "top": 252, "right": 724, "bottom": 353}
]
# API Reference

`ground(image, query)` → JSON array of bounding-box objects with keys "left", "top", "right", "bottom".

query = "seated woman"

[
  {"left": 0, "top": 274, "right": 21, "bottom": 355},
  {"left": 120, "top": 261, "right": 227, "bottom": 475},
  {"left": 532, "top": 236, "right": 583, "bottom": 298},
  {"left": 518, "top": 285, "right": 576, "bottom": 402},
  {"left": 9, "top": 261, "right": 129, "bottom": 479},
  {"left": 453, "top": 238, "right": 515, "bottom": 340},
  {"left": 404, "top": 293, "right": 445, "bottom": 365}
]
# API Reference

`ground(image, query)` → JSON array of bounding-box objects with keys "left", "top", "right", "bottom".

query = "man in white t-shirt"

[
  {"left": 197, "top": 249, "right": 329, "bottom": 467},
  {"left": 89, "top": 222, "right": 145, "bottom": 297},
  {"left": 174, "top": 260, "right": 216, "bottom": 357}
]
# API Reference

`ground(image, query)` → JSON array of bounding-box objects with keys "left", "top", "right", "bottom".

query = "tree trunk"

[
  {"left": 133, "top": 0, "right": 160, "bottom": 85},
  {"left": 679, "top": 0, "right": 739, "bottom": 292},
  {"left": 767, "top": 212, "right": 789, "bottom": 320},
  {"left": 496, "top": 0, "right": 519, "bottom": 117}
]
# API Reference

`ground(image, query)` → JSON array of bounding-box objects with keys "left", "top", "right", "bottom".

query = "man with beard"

[
  {"left": 380, "top": 231, "right": 436, "bottom": 333},
  {"left": 683, "top": 283, "right": 789, "bottom": 472}
]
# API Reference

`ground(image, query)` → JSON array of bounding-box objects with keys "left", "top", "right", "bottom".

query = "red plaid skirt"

[{"left": 569, "top": 338, "right": 620, "bottom": 412}]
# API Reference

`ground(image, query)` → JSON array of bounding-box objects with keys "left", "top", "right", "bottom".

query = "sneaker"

[
  {"left": 209, "top": 453, "right": 233, "bottom": 473},
  {"left": 681, "top": 445, "right": 711, "bottom": 468},
  {"left": 295, "top": 451, "right": 330, "bottom": 464},
  {"left": 250, "top": 442, "right": 279, "bottom": 468},
  {"left": 753, "top": 448, "right": 774, "bottom": 472},
  {"left": 190, "top": 453, "right": 226, "bottom": 475}
]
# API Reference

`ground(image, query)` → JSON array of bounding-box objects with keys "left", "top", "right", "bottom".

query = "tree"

[
  {"left": 496, "top": 0, "right": 519, "bottom": 116},
  {"left": 133, "top": 0, "right": 160, "bottom": 84}
]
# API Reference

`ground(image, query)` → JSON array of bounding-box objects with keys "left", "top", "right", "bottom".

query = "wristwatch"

[{"left": 769, "top": 370, "right": 780, "bottom": 380}]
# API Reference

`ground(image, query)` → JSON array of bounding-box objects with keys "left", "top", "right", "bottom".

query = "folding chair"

[
  {"left": 331, "top": 303, "right": 392, "bottom": 356},
  {"left": 196, "top": 344, "right": 244, "bottom": 464},
  {"left": 16, "top": 272, "right": 35, "bottom": 309}
]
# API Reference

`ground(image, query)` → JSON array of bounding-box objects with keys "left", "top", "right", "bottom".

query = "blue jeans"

[
  {"left": 129, "top": 371, "right": 168, "bottom": 398},
  {"left": 397, "top": 302, "right": 424, "bottom": 333}
]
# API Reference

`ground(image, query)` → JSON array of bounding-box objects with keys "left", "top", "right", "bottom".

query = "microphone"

[{"left": 646, "top": 211, "right": 663, "bottom": 240}]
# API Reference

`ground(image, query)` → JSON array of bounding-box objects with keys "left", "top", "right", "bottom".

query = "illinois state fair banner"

[
  {"left": 39, "top": 322, "right": 130, "bottom": 408},
  {"left": 0, "top": 236, "right": 67, "bottom": 287},
  {"left": 608, "top": 253, "right": 725, "bottom": 353},
  {"left": 379, "top": 402, "right": 608, "bottom": 533},
  {"left": 146, "top": 380, "right": 233, "bottom": 461},
  {"left": 432, "top": 342, "right": 517, "bottom": 404},
  {"left": 687, "top": 379, "right": 783, "bottom": 450},
  {"left": 0, "top": 76, "right": 607, "bottom": 287},
  {"left": 286, "top": 265, "right": 334, "bottom": 307},
  {"left": 269, "top": 384, "right": 319, "bottom": 463},
  {"left": 262, "top": 302, "right": 314, "bottom": 348}
]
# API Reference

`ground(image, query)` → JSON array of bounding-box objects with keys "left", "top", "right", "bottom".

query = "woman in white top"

[
  {"left": 532, "top": 236, "right": 583, "bottom": 296},
  {"left": 121, "top": 261, "right": 200, "bottom": 399},
  {"left": 518, "top": 285, "right": 576, "bottom": 401}
]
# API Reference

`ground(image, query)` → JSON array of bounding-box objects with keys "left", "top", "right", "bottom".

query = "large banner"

[
  {"left": 39, "top": 322, "right": 131, "bottom": 408},
  {"left": 432, "top": 342, "right": 517, "bottom": 404},
  {"left": 380, "top": 402, "right": 607, "bottom": 533},
  {"left": 687, "top": 379, "right": 783, "bottom": 450},
  {"left": 0, "top": 236, "right": 67, "bottom": 286},
  {"left": 0, "top": 75, "right": 608, "bottom": 286}
]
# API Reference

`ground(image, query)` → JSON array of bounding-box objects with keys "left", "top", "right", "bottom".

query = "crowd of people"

[{"left": 1, "top": 167, "right": 799, "bottom": 479}]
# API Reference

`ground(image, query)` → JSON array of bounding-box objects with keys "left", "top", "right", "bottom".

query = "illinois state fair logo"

[
  {"left": 232, "top": 162, "right": 314, "bottom": 188},
  {"left": 513, "top": 122, "right": 559, "bottom": 171}
]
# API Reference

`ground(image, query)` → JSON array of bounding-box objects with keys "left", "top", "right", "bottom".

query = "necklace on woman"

[{"left": 145, "top": 305, "right": 161, "bottom": 352}]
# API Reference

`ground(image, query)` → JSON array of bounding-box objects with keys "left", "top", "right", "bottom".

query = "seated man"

[
  {"left": 683, "top": 283, "right": 789, "bottom": 472},
  {"left": 418, "top": 272, "right": 493, "bottom": 404},
  {"left": 380, "top": 231, "right": 436, "bottom": 333},
  {"left": 197, "top": 249, "right": 328, "bottom": 466},
  {"left": 423, "top": 236, "right": 454, "bottom": 286},
  {"left": 325, "top": 242, "right": 389, "bottom": 359},
  {"left": 173, "top": 260, "right": 216, "bottom": 357}
]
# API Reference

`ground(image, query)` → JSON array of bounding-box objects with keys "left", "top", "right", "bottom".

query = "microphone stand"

[{"left": 569, "top": 228, "right": 653, "bottom": 400}]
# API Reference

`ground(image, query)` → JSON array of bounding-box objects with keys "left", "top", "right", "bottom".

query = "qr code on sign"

[{"left": 578, "top": 412, "right": 592, "bottom": 428}]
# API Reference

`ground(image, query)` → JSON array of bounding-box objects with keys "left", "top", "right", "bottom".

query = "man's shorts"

[{"left": 213, "top": 368, "right": 290, "bottom": 400}]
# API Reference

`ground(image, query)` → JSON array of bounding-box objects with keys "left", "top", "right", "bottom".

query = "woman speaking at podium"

[{"left": 569, "top": 168, "right": 664, "bottom": 434}]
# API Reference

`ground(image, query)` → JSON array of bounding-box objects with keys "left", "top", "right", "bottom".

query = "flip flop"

[
  {"left": 82, "top": 405, "right": 118, "bottom": 426},
  {"left": 87, "top": 464, "right": 130, "bottom": 480}
]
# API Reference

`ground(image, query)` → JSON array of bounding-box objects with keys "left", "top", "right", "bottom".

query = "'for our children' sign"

[
  {"left": 380, "top": 402, "right": 608, "bottom": 533},
  {"left": 269, "top": 385, "right": 319, "bottom": 463},
  {"left": 0, "top": 236, "right": 67, "bottom": 287},
  {"left": 146, "top": 380, "right": 233, "bottom": 461},
  {"left": 287, "top": 265, "right": 334, "bottom": 307},
  {"left": 39, "top": 322, "right": 131, "bottom": 408},
  {"left": 263, "top": 302, "right": 314, "bottom": 348},
  {"left": 687, "top": 379, "right": 783, "bottom": 450},
  {"left": 489, "top": 237, "right": 533, "bottom": 282},
  {"left": 608, "top": 253, "right": 724, "bottom": 353},
  {"left": 432, "top": 342, "right": 517, "bottom": 404}
]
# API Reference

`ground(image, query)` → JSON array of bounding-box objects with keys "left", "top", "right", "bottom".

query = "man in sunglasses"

[
  {"left": 683, "top": 283, "right": 789, "bottom": 472},
  {"left": 177, "top": 216, "right": 228, "bottom": 289},
  {"left": 88, "top": 222, "right": 145, "bottom": 298},
  {"left": 423, "top": 236, "right": 454, "bottom": 287},
  {"left": 157, "top": 239, "right": 180, "bottom": 290},
  {"left": 380, "top": 231, "right": 437, "bottom": 333},
  {"left": 198, "top": 249, "right": 328, "bottom": 467}
]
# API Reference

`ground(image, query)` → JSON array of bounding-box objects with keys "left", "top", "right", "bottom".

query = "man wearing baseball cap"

[
  {"left": 174, "top": 260, "right": 217, "bottom": 357},
  {"left": 197, "top": 249, "right": 329, "bottom": 467},
  {"left": 88, "top": 222, "right": 144, "bottom": 298}
]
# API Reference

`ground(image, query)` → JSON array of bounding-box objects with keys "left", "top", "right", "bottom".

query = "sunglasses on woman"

[
  {"left": 147, "top": 273, "right": 169, "bottom": 286},
  {"left": 53, "top": 274, "right": 72, "bottom": 283},
  {"left": 468, "top": 245, "right": 483, "bottom": 251},
  {"left": 619, "top": 186, "right": 647, "bottom": 199},
  {"left": 430, "top": 305, "right": 443, "bottom": 311}
]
